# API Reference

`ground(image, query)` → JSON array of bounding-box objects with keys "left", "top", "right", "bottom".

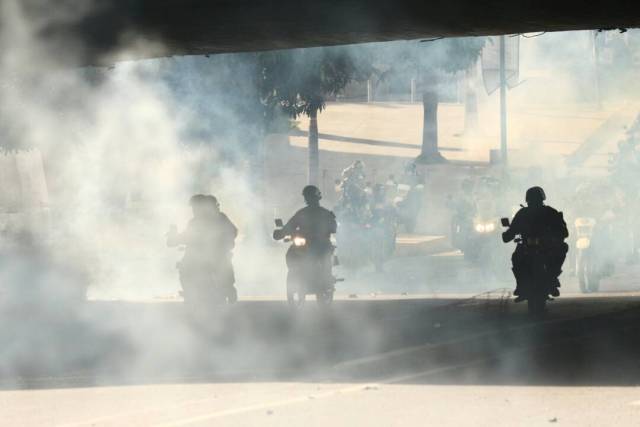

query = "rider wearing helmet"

[
  {"left": 337, "top": 161, "right": 369, "bottom": 222},
  {"left": 274, "top": 185, "right": 337, "bottom": 287},
  {"left": 167, "top": 194, "right": 238, "bottom": 304},
  {"left": 274, "top": 185, "right": 337, "bottom": 250},
  {"left": 341, "top": 160, "right": 366, "bottom": 182},
  {"left": 502, "top": 187, "right": 569, "bottom": 302}
]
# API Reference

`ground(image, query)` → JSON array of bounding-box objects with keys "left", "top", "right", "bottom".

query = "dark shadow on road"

[
  {"left": 290, "top": 129, "right": 464, "bottom": 152},
  {"left": 2, "top": 297, "right": 640, "bottom": 391}
]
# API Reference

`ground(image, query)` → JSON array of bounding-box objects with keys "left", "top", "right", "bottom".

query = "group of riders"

[
  {"left": 168, "top": 161, "right": 573, "bottom": 313},
  {"left": 173, "top": 110, "right": 640, "bottom": 312},
  {"left": 333, "top": 160, "right": 424, "bottom": 271}
]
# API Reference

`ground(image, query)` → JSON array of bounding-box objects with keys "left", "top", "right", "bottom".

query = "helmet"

[
  {"left": 302, "top": 185, "right": 322, "bottom": 203},
  {"left": 405, "top": 162, "right": 417, "bottom": 173},
  {"left": 205, "top": 194, "right": 220, "bottom": 210},
  {"left": 525, "top": 186, "right": 546, "bottom": 205},
  {"left": 189, "top": 194, "right": 207, "bottom": 206}
]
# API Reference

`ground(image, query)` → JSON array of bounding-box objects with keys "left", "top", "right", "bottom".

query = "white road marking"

[
  {"left": 155, "top": 384, "right": 372, "bottom": 427},
  {"left": 156, "top": 361, "right": 489, "bottom": 427},
  {"left": 57, "top": 304, "right": 639, "bottom": 427}
]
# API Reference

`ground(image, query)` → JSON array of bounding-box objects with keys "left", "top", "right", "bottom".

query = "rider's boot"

[
  {"left": 227, "top": 285, "right": 238, "bottom": 303},
  {"left": 513, "top": 283, "right": 525, "bottom": 302},
  {"left": 549, "top": 278, "right": 560, "bottom": 297}
]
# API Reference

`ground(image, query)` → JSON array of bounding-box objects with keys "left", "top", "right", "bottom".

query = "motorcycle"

[
  {"left": 574, "top": 217, "right": 600, "bottom": 293},
  {"left": 574, "top": 215, "right": 618, "bottom": 293},
  {"left": 169, "top": 224, "right": 238, "bottom": 307},
  {"left": 464, "top": 216, "right": 498, "bottom": 261},
  {"left": 452, "top": 199, "right": 509, "bottom": 278},
  {"left": 394, "top": 182, "right": 424, "bottom": 233},
  {"left": 176, "top": 260, "right": 237, "bottom": 307},
  {"left": 501, "top": 217, "right": 555, "bottom": 314},
  {"left": 369, "top": 206, "right": 397, "bottom": 272},
  {"left": 335, "top": 218, "right": 373, "bottom": 270},
  {"left": 274, "top": 219, "right": 339, "bottom": 306},
  {"left": 448, "top": 196, "right": 475, "bottom": 252}
]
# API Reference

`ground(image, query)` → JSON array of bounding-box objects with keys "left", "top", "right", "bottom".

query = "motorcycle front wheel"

[
  {"left": 577, "top": 252, "right": 600, "bottom": 293},
  {"left": 286, "top": 273, "right": 306, "bottom": 307},
  {"left": 316, "top": 290, "right": 334, "bottom": 306}
]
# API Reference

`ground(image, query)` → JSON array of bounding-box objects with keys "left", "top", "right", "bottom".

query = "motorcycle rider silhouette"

[
  {"left": 335, "top": 162, "right": 373, "bottom": 269},
  {"left": 167, "top": 194, "right": 238, "bottom": 307},
  {"left": 370, "top": 184, "right": 398, "bottom": 272},
  {"left": 273, "top": 185, "right": 338, "bottom": 304},
  {"left": 396, "top": 162, "right": 425, "bottom": 233},
  {"left": 336, "top": 160, "right": 369, "bottom": 223},
  {"left": 449, "top": 178, "right": 477, "bottom": 253},
  {"left": 502, "top": 187, "right": 569, "bottom": 303}
]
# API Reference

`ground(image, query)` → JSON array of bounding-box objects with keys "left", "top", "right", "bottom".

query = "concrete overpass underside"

[{"left": 25, "top": 0, "right": 640, "bottom": 64}]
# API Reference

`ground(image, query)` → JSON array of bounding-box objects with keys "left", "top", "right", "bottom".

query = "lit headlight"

[
  {"left": 474, "top": 222, "right": 495, "bottom": 233},
  {"left": 576, "top": 237, "right": 590, "bottom": 250},
  {"left": 293, "top": 236, "right": 307, "bottom": 247}
]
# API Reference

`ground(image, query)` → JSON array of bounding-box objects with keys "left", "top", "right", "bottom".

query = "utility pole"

[
  {"left": 410, "top": 78, "right": 416, "bottom": 103},
  {"left": 592, "top": 30, "right": 602, "bottom": 109},
  {"left": 499, "top": 35, "right": 508, "bottom": 166}
]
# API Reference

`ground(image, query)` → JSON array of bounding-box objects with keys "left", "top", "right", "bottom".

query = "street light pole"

[
  {"left": 499, "top": 35, "right": 508, "bottom": 166},
  {"left": 592, "top": 30, "right": 602, "bottom": 109}
]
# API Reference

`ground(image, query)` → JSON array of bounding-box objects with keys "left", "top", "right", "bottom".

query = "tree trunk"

[
  {"left": 308, "top": 109, "right": 320, "bottom": 185},
  {"left": 417, "top": 89, "right": 446, "bottom": 163}
]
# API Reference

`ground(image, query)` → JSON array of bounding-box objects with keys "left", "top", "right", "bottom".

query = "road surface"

[
  {"left": 3, "top": 296, "right": 640, "bottom": 425},
  {"left": 3, "top": 253, "right": 640, "bottom": 426}
]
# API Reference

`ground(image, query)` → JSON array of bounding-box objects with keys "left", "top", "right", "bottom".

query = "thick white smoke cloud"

[
  {"left": 1, "top": 0, "right": 640, "bottom": 392},
  {"left": 0, "top": 0, "right": 297, "bottom": 384},
  {"left": 4, "top": 0, "right": 634, "bottom": 304},
  {"left": 0, "top": 0, "right": 285, "bottom": 301}
]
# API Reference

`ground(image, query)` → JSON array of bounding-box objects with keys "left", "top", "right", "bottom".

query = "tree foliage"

[
  {"left": 374, "top": 37, "right": 485, "bottom": 82},
  {"left": 365, "top": 37, "right": 486, "bottom": 162},
  {"left": 258, "top": 46, "right": 374, "bottom": 119},
  {"left": 437, "top": 37, "right": 486, "bottom": 73}
]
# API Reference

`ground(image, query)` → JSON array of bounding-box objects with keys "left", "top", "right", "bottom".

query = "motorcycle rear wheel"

[{"left": 287, "top": 290, "right": 306, "bottom": 307}]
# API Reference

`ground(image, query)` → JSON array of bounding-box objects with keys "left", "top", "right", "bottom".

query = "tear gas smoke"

[{"left": 1, "top": 0, "right": 640, "bottom": 393}]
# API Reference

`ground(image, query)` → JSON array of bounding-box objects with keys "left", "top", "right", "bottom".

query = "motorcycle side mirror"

[
  {"left": 275, "top": 218, "right": 283, "bottom": 228},
  {"left": 501, "top": 217, "right": 510, "bottom": 227}
]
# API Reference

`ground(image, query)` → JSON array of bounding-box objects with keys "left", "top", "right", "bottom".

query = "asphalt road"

[
  {"left": 3, "top": 296, "right": 640, "bottom": 425},
  {"left": 3, "top": 256, "right": 640, "bottom": 426}
]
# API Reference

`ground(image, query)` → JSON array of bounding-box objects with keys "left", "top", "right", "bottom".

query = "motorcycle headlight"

[
  {"left": 293, "top": 236, "right": 307, "bottom": 247},
  {"left": 475, "top": 223, "right": 486, "bottom": 233},
  {"left": 576, "top": 237, "right": 590, "bottom": 250}
]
